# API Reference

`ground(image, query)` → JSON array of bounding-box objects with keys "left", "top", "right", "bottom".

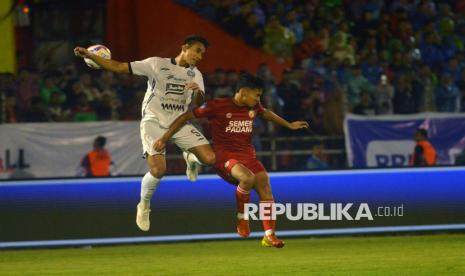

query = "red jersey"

[{"left": 193, "top": 98, "right": 265, "bottom": 157}]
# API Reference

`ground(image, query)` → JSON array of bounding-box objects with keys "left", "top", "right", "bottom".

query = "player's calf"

[
  {"left": 236, "top": 186, "right": 251, "bottom": 237},
  {"left": 259, "top": 200, "right": 284, "bottom": 248}
]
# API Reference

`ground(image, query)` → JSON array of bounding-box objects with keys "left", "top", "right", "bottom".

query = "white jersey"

[{"left": 129, "top": 57, "right": 204, "bottom": 128}]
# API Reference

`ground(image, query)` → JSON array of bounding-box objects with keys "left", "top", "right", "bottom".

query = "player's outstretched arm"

[
  {"left": 74, "top": 47, "right": 129, "bottom": 73},
  {"left": 260, "top": 109, "right": 309, "bottom": 130},
  {"left": 154, "top": 111, "right": 197, "bottom": 152},
  {"left": 185, "top": 82, "right": 205, "bottom": 106}
]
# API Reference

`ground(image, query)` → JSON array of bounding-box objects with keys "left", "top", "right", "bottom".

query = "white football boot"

[
  {"left": 136, "top": 202, "right": 150, "bottom": 231},
  {"left": 183, "top": 151, "right": 199, "bottom": 182}
]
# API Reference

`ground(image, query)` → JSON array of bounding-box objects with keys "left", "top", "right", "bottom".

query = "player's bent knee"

[{"left": 204, "top": 152, "right": 216, "bottom": 166}]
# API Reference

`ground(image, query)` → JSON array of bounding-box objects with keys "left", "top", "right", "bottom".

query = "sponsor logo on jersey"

[
  {"left": 187, "top": 69, "right": 195, "bottom": 77},
  {"left": 161, "top": 103, "right": 185, "bottom": 112},
  {"left": 167, "top": 75, "right": 187, "bottom": 82},
  {"left": 226, "top": 113, "right": 232, "bottom": 118},
  {"left": 225, "top": 120, "right": 253, "bottom": 133},
  {"left": 165, "top": 83, "right": 185, "bottom": 95},
  {"left": 248, "top": 110, "right": 255, "bottom": 118}
]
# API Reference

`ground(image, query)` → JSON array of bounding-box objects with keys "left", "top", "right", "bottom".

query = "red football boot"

[
  {"left": 237, "top": 216, "right": 250, "bottom": 237},
  {"left": 261, "top": 234, "right": 285, "bottom": 248}
]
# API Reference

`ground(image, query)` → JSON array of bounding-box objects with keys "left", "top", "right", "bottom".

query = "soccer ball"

[{"left": 84, "top": 45, "right": 111, "bottom": 69}]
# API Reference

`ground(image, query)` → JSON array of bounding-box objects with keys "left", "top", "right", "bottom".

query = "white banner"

[{"left": 0, "top": 122, "right": 147, "bottom": 179}]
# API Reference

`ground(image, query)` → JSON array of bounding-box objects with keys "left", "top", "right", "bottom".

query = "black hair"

[
  {"left": 95, "top": 136, "right": 107, "bottom": 148},
  {"left": 236, "top": 73, "right": 264, "bottom": 91},
  {"left": 416, "top": 128, "right": 428, "bottom": 138},
  {"left": 184, "top": 35, "right": 209, "bottom": 48}
]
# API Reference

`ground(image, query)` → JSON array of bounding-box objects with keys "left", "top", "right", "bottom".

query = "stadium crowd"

[
  {"left": 2, "top": 1, "right": 465, "bottom": 136},
  {"left": 2, "top": 1, "right": 465, "bottom": 135}
]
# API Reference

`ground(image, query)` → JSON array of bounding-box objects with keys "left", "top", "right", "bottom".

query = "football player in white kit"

[{"left": 74, "top": 35, "right": 215, "bottom": 231}]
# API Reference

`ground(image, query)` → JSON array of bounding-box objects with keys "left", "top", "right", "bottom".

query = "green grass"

[{"left": 1, "top": 234, "right": 465, "bottom": 275}]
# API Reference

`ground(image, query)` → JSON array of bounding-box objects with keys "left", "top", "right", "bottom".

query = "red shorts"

[{"left": 214, "top": 153, "right": 266, "bottom": 185}]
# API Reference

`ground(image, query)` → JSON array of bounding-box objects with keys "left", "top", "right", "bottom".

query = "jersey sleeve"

[
  {"left": 193, "top": 100, "right": 216, "bottom": 118},
  {"left": 129, "top": 57, "right": 158, "bottom": 77}
]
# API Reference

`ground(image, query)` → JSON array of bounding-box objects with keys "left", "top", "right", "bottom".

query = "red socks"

[
  {"left": 260, "top": 200, "right": 276, "bottom": 236},
  {"left": 236, "top": 185, "right": 250, "bottom": 215}
]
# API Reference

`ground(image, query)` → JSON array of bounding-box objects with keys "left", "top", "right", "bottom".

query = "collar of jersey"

[{"left": 171, "top": 58, "right": 191, "bottom": 69}]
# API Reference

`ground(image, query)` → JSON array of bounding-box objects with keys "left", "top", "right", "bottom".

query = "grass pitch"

[{"left": 1, "top": 233, "right": 465, "bottom": 275}]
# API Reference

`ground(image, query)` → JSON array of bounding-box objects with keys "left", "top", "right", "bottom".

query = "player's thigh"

[
  {"left": 172, "top": 124, "right": 209, "bottom": 153},
  {"left": 188, "top": 144, "right": 216, "bottom": 166},
  {"left": 230, "top": 162, "right": 255, "bottom": 188},
  {"left": 254, "top": 171, "right": 273, "bottom": 201},
  {"left": 140, "top": 119, "right": 167, "bottom": 156},
  {"left": 146, "top": 154, "right": 166, "bottom": 178}
]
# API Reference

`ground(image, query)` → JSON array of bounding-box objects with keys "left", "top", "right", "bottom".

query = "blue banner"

[
  {"left": 344, "top": 113, "right": 465, "bottom": 168},
  {"left": 2, "top": 168, "right": 465, "bottom": 248}
]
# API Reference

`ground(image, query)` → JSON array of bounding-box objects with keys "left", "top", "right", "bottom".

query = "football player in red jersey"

[{"left": 154, "top": 73, "right": 308, "bottom": 248}]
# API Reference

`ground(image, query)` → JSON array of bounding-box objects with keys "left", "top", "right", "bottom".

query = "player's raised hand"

[
  {"left": 289, "top": 121, "right": 309, "bottom": 130},
  {"left": 74, "top": 47, "right": 90, "bottom": 58},
  {"left": 153, "top": 139, "right": 167, "bottom": 152}
]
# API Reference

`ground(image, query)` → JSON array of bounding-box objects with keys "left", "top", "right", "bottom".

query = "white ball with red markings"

[{"left": 84, "top": 45, "right": 111, "bottom": 69}]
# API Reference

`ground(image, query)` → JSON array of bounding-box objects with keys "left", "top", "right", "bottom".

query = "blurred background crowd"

[{"left": 2, "top": 0, "right": 465, "bottom": 171}]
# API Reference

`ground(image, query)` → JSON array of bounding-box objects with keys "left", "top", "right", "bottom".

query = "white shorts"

[{"left": 140, "top": 119, "right": 209, "bottom": 156}]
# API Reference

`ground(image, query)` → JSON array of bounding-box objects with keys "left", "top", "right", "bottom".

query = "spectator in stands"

[
  {"left": 434, "top": 73, "right": 460, "bottom": 112},
  {"left": 98, "top": 71, "right": 120, "bottom": 96},
  {"left": 71, "top": 93, "right": 97, "bottom": 122},
  {"left": 374, "top": 74, "right": 394, "bottom": 115},
  {"left": 353, "top": 90, "right": 376, "bottom": 116},
  {"left": 252, "top": 117, "right": 266, "bottom": 157},
  {"left": 40, "top": 72, "right": 65, "bottom": 106},
  {"left": 225, "top": 70, "right": 239, "bottom": 93},
  {"left": 80, "top": 136, "right": 112, "bottom": 177},
  {"left": 293, "top": 30, "right": 323, "bottom": 66},
  {"left": 15, "top": 69, "right": 39, "bottom": 119},
  {"left": 413, "top": 64, "right": 437, "bottom": 112},
  {"left": 284, "top": 10, "right": 303, "bottom": 43},
  {"left": 95, "top": 92, "right": 119, "bottom": 120},
  {"left": 443, "top": 56, "right": 462, "bottom": 83},
  {"left": 277, "top": 69, "right": 302, "bottom": 124},
  {"left": 346, "top": 65, "right": 374, "bottom": 110},
  {"left": 393, "top": 74, "right": 416, "bottom": 114},
  {"left": 239, "top": 12, "right": 264, "bottom": 48},
  {"left": 322, "top": 87, "right": 344, "bottom": 136},
  {"left": 303, "top": 85, "right": 325, "bottom": 134},
  {"left": 306, "top": 143, "right": 329, "bottom": 170},
  {"left": 361, "top": 54, "right": 383, "bottom": 85},
  {"left": 212, "top": 69, "right": 233, "bottom": 98},
  {"left": 22, "top": 97, "right": 49, "bottom": 122},
  {"left": 263, "top": 16, "right": 296, "bottom": 59},
  {"left": 256, "top": 63, "right": 282, "bottom": 116},
  {"left": 75, "top": 73, "right": 101, "bottom": 102},
  {"left": 329, "top": 31, "right": 356, "bottom": 65},
  {"left": 410, "top": 128, "right": 436, "bottom": 166},
  {"left": 48, "top": 91, "right": 71, "bottom": 122}
]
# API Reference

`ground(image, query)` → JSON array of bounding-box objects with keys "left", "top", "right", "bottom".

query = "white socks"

[
  {"left": 187, "top": 152, "right": 202, "bottom": 165},
  {"left": 140, "top": 172, "right": 160, "bottom": 209}
]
